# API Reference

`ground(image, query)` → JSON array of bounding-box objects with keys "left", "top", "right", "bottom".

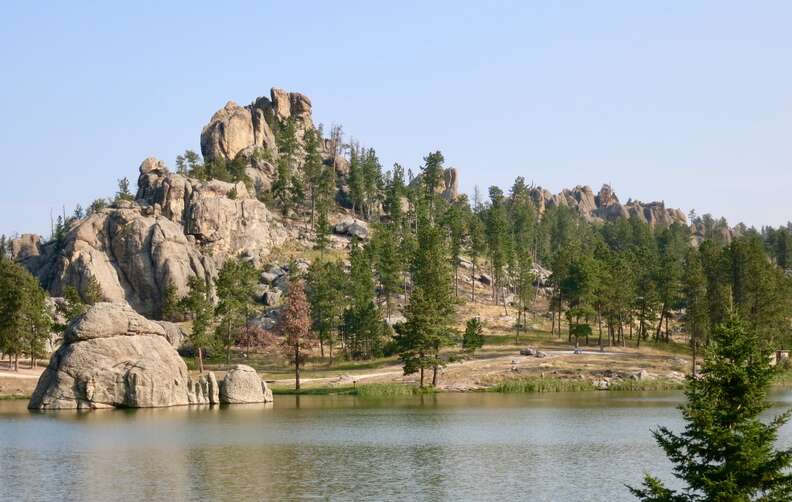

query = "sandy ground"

[
  {"left": 0, "top": 361, "right": 43, "bottom": 398},
  {"left": 267, "top": 344, "right": 690, "bottom": 391}
]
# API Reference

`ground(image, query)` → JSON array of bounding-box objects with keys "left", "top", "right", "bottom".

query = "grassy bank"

[
  {"left": 489, "top": 376, "right": 685, "bottom": 393},
  {"left": 272, "top": 383, "right": 435, "bottom": 398},
  {"left": 0, "top": 394, "right": 30, "bottom": 401}
]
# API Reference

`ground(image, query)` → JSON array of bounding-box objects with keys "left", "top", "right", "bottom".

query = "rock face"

[
  {"left": 29, "top": 303, "right": 273, "bottom": 410},
  {"left": 408, "top": 167, "right": 460, "bottom": 202},
  {"left": 29, "top": 303, "right": 192, "bottom": 410},
  {"left": 528, "top": 183, "right": 688, "bottom": 228},
  {"left": 200, "top": 88, "right": 313, "bottom": 163},
  {"left": 14, "top": 155, "right": 287, "bottom": 316},
  {"left": 219, "top": 364, "right": 273, "bottom": 404}
]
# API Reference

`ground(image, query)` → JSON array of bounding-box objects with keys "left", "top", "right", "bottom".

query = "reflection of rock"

[
  {"left": 29, "top": 303, "right": 192, "bottom": 410},
  {"left": 220, "top": 364, "right": 273, "bottom": 404}
]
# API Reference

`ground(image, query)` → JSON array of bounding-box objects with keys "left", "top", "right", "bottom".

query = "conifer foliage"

[{"left": 630, "top": 314, "right": 792, "bottom": 501}]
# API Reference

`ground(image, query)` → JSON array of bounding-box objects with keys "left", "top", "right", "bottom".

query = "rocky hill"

[{"left": 9, "top": 87, "right": 694, "bottom": 316}]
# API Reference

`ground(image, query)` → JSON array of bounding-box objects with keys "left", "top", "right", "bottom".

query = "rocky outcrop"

[
  {"left": 29, "top": 303, "right": 192, "bottom": 410},
  {"left": 333, "top": 217, "right": 369, "bottom": 239},
  {"left": 528, "top": 183, "right": 688, "bottom": 228},
  {"left": 15, "top": 155, "right": 287, "bottom": 316},
  {"left": 408, "top": 167, "right": 460, "bottom": 202},
  {"left": 219, "top": 364, "right": 273, "bottom": 404},
  {"left": 29, "top": 303, "right": 273, "bottom": 410},
  {"left": 200, "top": 88, "right": 314, "bottom": 163}
]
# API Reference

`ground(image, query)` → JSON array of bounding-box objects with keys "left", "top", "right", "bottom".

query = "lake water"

[{"left": 2, "top": 391, "right": 791, "bottom": 502}]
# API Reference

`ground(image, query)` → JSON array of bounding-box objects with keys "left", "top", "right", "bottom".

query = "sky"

[{"left": 1, "top": 1, "right": 791, "bottom": 237}]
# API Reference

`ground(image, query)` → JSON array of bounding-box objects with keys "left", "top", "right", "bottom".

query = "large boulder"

[
  {"left": 200, "top": 100, "right": 277, "bottom": 162},
  {"left": 29, "top": 303, "right": 192, "bottom": 410},
  {"left": 219, "top": 364, "right": 273, "bottom": 404}
]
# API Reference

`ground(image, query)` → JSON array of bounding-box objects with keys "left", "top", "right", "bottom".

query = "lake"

[{"left": 2, "top": 391, "right": 791, "bottom": 501}]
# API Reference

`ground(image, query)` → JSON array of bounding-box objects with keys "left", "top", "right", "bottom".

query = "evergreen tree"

[
  {"left": 462, "top": 317, "right": 485, "bottom": 355},
  {"left": 630, "top": 314, "right": 792, "bottom": 500},
  {"left": 341, "top": 241, "right": 382, "bottom": 359},
  {"left": 306, "top": 260, "right": 345, "bottom": 358},
  {"left": 180, "top": 276, "right": 215, "bottom": 373},
  {"left": 159, "top": 281, "right": 182, "bottom": 321},
  {"left": 683, "top": 248, "right": 709, "bottom": 373},
  {"left": 371, "top": 224, "right": 402, "bottom": 321},
  {"left": 82, "top": 275, "right": 104, "bottom": 305},
  {"left": 303, "top": 128, "right": 323, "bottom": 226},
  {"left": 399, "top": 219, "right": 455, "bottom": 385},
  {"left": 215, "top": 258, "right": 257, "bottom": 364},
  {"left": 0, "top": 260, "right": 51, "bottom": 370},
  {"left": 115, "top": 177, "right": 134, "bottom": 202}
]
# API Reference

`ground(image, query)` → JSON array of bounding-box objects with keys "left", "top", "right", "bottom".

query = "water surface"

[{"left": 2, "top": 391, "right": 791, "bottom": 501}]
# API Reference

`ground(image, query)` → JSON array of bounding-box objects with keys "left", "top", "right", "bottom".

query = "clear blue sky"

[{"left": 2, "top": 1, "right": 791, "bottom": 237}]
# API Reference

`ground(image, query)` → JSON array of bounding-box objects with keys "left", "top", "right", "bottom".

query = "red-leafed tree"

[{"left": 276, "top": 280, "right": 315, "bottom": 390}]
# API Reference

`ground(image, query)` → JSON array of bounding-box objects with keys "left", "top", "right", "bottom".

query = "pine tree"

[
  {"left": 159, "top": 281, "right": 182, "bottom": 321},
  {"left": 303, "top": 128, "right": 323, "bottom": 226},
  {"left": 115, "top": 177, "right": 134, "bottom": 202},
  {"left": 179, "top": 276, "right": 214, "bottom": 373},
  {"left": 82, "top": 275, "right": 104, "bottom": 305},
  {"left": 371, "top": 223, "right": 403, "bottom": 321},
  {"left": 462, "top": 317, "right": 484, "bottom": 355},
  {"left": 342, "top": 241, "right": 382, "bottom": 359},
  {"left": 398, "top": 219, "right": 455, "bottom": 385},
  {"left": 306, "top": 260, "right": 345, "bottom": 358},
  {"left": 683, "top": 248, "right": 709, "bottom": 373},
  {"left": 630, "top": 314, "right": 792, "bottom": 500},
  {"left": 0, "top": 260, "right": 51, "bottom": 370},
  {"left": 277, "top": 280, "right": 314, "bottom": 391},
  {"left": 215, "top": 258, "right": 257, "bottom": 364}
]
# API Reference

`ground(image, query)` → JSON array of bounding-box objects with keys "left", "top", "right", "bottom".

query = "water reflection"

[{"left": 1, "top": 391, "right": 790, "bottom": 501}]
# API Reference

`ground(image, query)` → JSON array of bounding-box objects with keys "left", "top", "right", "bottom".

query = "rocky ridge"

[{"left": 9, "top": 86, "right": 695, "bottom": 316}]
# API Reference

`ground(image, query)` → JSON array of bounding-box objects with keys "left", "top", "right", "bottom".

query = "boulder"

[
  {"left": 334, "top": 218, "right": 369, "bottom": 239},
  {"left": 264, "top": 289, "right": 282, "bottom": 306},
  {"left": 219, "top": 365, "right": 273, "bottom": 404},
  {"left": 29, "top": 303, "right": 191, "bottom": 410},
  {"left": 9, "top": 234, "right": 41, "bottom": 261}
]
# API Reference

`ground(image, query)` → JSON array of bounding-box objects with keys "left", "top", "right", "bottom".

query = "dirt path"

[{"left": 268, "top": 346, "right": 689, "bottom": 390}]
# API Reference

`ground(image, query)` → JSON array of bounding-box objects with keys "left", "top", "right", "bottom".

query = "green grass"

[
  {"left": 271, "top": 383, "right": 435, "bottom": 398},
  {"left": 0, "top": 394, "right": 30, "bottom": 401},
  {"left": 489, "top": 377, "right": 596, "bottom": 393},
  {"left": 608, "top": 379, "right": 685, "bottom": 391}
]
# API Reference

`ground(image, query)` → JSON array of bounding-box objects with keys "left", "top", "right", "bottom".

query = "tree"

[
  {"left": 630, "top": 314, "right": 792, "bottom": 500},
  {"left": 82, "top": 275, "right": 104, "bottom": 305},
  {"left": 306, "top": 260, "right": 345, "bottom": 358},
  {"left": 115, "top": 177, "right": 134, "bottom": 202},
  {"left": 341, "top": 241, "right": 382, "bottom": 359},
  {"left": 276, "top": 280, "right": 314, "bottom": 391},
  {"left": 303, "top": 128, "right": 323, "bottom": 226},
  {"left": 462, "top": 317, "right": 484, "bottom": 355},
  {"left": 397, "top": 220, "right": 455, "bottom": 385},
  {"left": 159, "top": 281, "right": 182, "bottom": 322},
  {"left": 371, "top": 223, "right": 402, "bottom": 321},
  {"left": 215, "top": 258, "right": 257, "bottom": 364},
  {"left": 0, "top": 260, "right": 51, "bottom": 370},
  {"left": 179, "top": 276, "right": 214, "bottom": 373},
  {"left": 683, "top": 248, "right": 709, "bottom": 374},
  {"left": 467, "top": 211, "right": 486, "bottom": 302}
]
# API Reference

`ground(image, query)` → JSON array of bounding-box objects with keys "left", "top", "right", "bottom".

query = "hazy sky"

[{"left": 1, "top": 1, "right": 791, "bottom": 237}]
